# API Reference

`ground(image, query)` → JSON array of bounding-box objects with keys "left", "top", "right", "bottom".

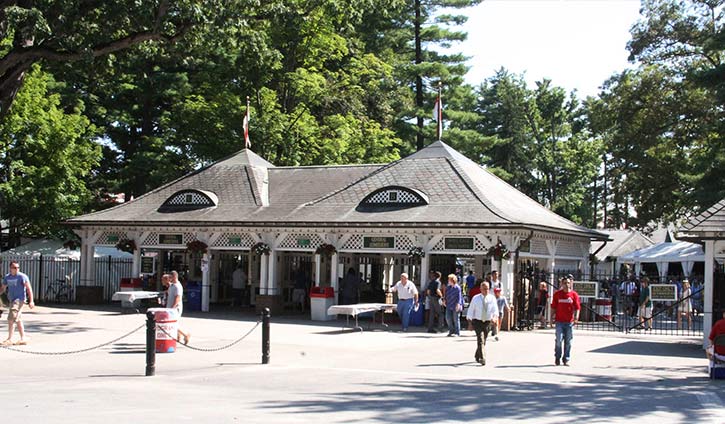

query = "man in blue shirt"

[{"left": 0, "top": 261, "right": 35, "bottom": 346}]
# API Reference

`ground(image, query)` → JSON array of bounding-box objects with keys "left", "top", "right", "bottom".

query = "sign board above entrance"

[
  {"left": 363, "top": 236, "right": 395, "bottom": 249},
  {"left": 141, "top": 256, "right": 155, "bottom": 274},
  {"left": 159, "top": 234, "right": 183, "bottom": 245},
  {"left": 444, "top": 237, "right": 474, "bottom": 250}
]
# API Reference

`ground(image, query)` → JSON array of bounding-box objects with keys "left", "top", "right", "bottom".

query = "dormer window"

[
  {"left": 357, "top": 186, "right": 428, "bottom": 212},
  {"left": 158, "top": 189, "right": 218, "bottom": 213}
]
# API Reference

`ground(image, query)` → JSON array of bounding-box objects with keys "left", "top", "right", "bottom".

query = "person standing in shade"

[
  {"left": 0, "top": 261, "right": 34, "bottom": 346},
  {"left": 551, "top": 275, "right": 580, "bottom": 366},
  {"left": 466, "top": 282, "right": 499, "bottom": 366},
  {"left": 537, "top": 281, "right": 549, "bottom": 329},
  {"left": 340, "top": 267, "right": 361, "bottom": 305},
  {"left": 426, "top": 271, "right": 444, "bottom": 333},
  {"left": 678, "top": 279, "right": 692, "bottom": 330},
  {"left": 491, "top": 287, "right": 509, "bottom": 341},
  {"left": 292, "top": 268, "right": 308, "bottom": 312},
  {"left": 465, "top": 270, "right": 476, "bottom": 295},
  {"left": 445, "top": 274, "right": 463, "bottom": 337},
  {"left": 638, "top": 277, "right": 653, "bottom": 331},
  {"left": 168, "top": 271, "right": 191, "bottom": 345},
  {"left": 390, "top": 273, "right": 418, "bottom": 332},
  {"left": 231, "top": 262, "right": 247, "bottom": 307}
]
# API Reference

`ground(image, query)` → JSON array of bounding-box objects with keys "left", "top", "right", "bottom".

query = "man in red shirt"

[
  {"left": 550, "top": 274, "right": 580, "bottom": 366},
  {"left": 708, "top": 309, "right": 725, "bottom": 358}
]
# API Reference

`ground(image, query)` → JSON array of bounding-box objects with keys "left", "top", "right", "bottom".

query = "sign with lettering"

[
  {"left": 649, "top": 284, "right": 677, "bottom": 301},
  {"left": 107, "top": 234, "right": 119, "bottom": 243},
  {"left": 159, "top": 234, "right": 183, "bottom": 245},
  {"left": 363, "top": 236, "right": 395, "bottom": 249},
  {"left": 444, "top": 237, "right": 474, "bottom": 250},
  {"left": 229, "top": 236, "right": 242, "bottom": 245},
  {"left": 572, "top": 281, "right": 598, "bottom": 299},
  {"left": 140, "top": 256, "right": 155, "bottom": 274},
  {"left": 298, "top": 238, "right": 311, "bottom": 247},
  {"left": 518, "top": 240, "right": 531, "bottom": 253}
]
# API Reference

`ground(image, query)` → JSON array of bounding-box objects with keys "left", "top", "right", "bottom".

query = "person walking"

[
  {"left": 167, "top": 271, "right": 191, "bottom": 345},
  {"left": 491, "top": 287, "right": 509, "bottom": 341},
  {"left": 466, "top": 282, "right": 499, "bottom": 366},
  {"left": 678, "top": 279, "right": 692, "bottom": 330},
  {"left": 426, "top": 271, "right": 444, "bottom": 333},
  {"left": 0, "top": 261, "right": 35, "bottom": 346},
  {"left": 390, "top": 273, "right": 418, "bottom": 332},
  {"left": 638, "top": 277, "right": 653, "bottom": 331},
  {"left": 444, "top": 274, "right": 463, "bottom": 337},
  {"left": 537, "top": 281, "right": 549, "bottom": 329},
  {"left": 551, "top": 275, "right": 580, "bottom": 366}
]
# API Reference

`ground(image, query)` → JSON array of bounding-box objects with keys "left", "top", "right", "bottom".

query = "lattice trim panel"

[
  {"left": 211, "top": 233, "right": 255, "bottom": 249},
  {"left": 432, "top": 235, "right": 490, "bottom": 252},
  {"left": 278, "top": 233, "right": 324, "bottom": 250},
  {"left": 395, "top": 235, "right": 415, "bottom": 251},
  {"left": 95, "top": 231, "right": 129, "bottom": 246},
  {"left": 341, "top": 234, "right": 363, "bottom": 250}
]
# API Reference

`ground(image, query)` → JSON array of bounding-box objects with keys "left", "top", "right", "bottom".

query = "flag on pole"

[
  {"left": 243, "top": 96, "right": 251, "bottom": 148},
  {"left": 432, "top": 87, "right": 442, "bottom": 141}
]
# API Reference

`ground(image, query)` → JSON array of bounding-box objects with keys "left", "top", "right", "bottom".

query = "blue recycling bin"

[
  {"left": 410, "top": 302, "right": 424, "bottom": 326},
  {"left": 185, "top": 282, "right": 202, "bottom": 312}
]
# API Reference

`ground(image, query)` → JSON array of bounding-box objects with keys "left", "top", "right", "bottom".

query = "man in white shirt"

[
  {"left": 231, "top": 264, "right": 247, "bottom": 307},
  {"left": 390, "top": 273, "right": 419, "bottom": 332},
  {"left": 466, "top": 282, "right": 499, "bottom": 366}
]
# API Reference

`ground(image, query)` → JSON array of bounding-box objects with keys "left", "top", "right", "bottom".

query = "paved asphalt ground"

[{"left": 0, "top": 305, "right": 723, "bottom": 424}]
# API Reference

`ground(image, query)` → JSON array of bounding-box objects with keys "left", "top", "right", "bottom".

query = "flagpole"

[
  {"left": 243, "top": 95, "right": 251, "bottom": 149},
  {"left": 437, "top": 82, "right": 442, "bottom": 141}
]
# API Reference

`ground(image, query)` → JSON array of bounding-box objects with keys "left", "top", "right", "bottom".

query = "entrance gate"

[{"left": 516, "top": 269, "right": 704, "bottom": 337}]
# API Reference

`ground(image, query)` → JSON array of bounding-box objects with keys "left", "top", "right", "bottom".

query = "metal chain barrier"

[
  {"left": 0, "top": 322, "right": 146, "bottom": 355},
  {"left": 156, "top": 319, "right": 261, "bottom": 352}
]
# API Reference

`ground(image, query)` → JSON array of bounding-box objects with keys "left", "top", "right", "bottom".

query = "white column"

[
  {"left": 314, "top": 253, "right": 321, "bottom": 287},
  {"left": 330, "top": 252, "right": 339, "bottom": 294},
  {"left": 86, "top": 245, "right": 95, "bottom": 286},
  {"left": 501, "top": 257, "right": 514, "bottom": 298},
  {"left": 260, "top": 254, "right": 269, "bottom": 295},
  {"left": 201, "top": 253, "right": 210, "bottom": 312},
  {"left": 704, "top": 240, "right": 714, "bottom": 349},
  {"left": 268, "top": 249, "right": 277, "bottom": 295},
  {"left": 132, "top": 246, "right": 141, "bottom": 277},
  {"left": 420, "top": 254, "right": 430, "bottom": 288}
]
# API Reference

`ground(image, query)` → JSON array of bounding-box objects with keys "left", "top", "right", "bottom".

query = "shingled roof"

[
  {"left": 680, "top": 198, "right": 725, "bottom": 234},
  {"left": 67, "top": 141, "right": 607, "bottom": 239}
]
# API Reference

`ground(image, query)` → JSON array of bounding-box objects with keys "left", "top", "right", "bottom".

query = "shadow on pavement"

[{"left": 590, "top": 340, "right": 703, "bottom": 358}]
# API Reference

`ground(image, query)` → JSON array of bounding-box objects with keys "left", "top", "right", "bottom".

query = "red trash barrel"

[
  {"left": 595, "top": 298, "right": 612, "bottom": 322},
  {"left": 148, "top": 308, "right": 178, "bottom": 353}
]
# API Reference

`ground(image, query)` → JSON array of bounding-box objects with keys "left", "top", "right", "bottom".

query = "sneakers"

[
  {"left": 555, "top": 357, "right": 561, "bottom": 366},
  {"left": 563, "top": 360, "right": 570, "bottom": 366}
]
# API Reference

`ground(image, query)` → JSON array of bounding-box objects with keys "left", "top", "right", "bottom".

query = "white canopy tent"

[
  {"left": 0, "top": 239, "right": 132, "bottom": 259},
  {"left": 619, "top": 241, "right": 705, "bottom": 279}
]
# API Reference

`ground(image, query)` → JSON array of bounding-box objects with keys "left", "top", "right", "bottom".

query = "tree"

[
  {"left": 0, "top": 65, "right": 100, "bottom": 239},
  {"left": 0, "top": 0, "right": 227, "bottom": 119}
]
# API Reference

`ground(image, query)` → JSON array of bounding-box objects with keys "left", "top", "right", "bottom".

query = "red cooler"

[{"left": 148, "top": 308, "right": 178, "bottom": 353}]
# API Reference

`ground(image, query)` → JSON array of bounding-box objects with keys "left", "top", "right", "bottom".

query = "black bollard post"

[
  {"left": 262, "top": 307, "right": 270, "bottom": 364},
  {"left": 145, "top": 311, "right": 156, "bottom": 376}
]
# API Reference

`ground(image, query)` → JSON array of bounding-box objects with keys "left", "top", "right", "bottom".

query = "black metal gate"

[{"left": 515, "top": 268, "right": 704, "bottom": 337}]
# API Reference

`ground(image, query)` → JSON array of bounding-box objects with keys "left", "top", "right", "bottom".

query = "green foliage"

[{"left": 0, "top": 66, "right": 100, "bottom": 237}]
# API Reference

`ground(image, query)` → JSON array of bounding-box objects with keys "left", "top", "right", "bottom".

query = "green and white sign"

[
  {"left": 444, "top": 237, "right": 474, "bottom": 250},
  {"left": 298, "top": 238, "right": 311, "bottom": 247},
  {"left": 650, "top": 284, "right": 677, "bottom": 301},
  {"left": 363, "top": 236, "right": 395, "bottom": 249},
  {"left": 107, "top": 234, "right": 120, "bottom": 243},
  {"left": 159, "top": 234, "right": 183, "bottom": 245}
]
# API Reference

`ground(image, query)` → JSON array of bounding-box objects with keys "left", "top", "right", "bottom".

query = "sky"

[{"left": 455, "top": 0, "right": 643, "bottom": 97}]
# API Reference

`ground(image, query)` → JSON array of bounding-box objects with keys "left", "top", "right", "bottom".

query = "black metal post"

[
  {"left": 145, "top": 311, "right": 156, "bottom": 376},
  {"left": 262, "top": 307, "right": 270, "bottom": 364}
]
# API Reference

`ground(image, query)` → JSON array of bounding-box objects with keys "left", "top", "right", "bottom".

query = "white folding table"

[{"left": 327, "top": 303, "right": 397, "bottom": 331}]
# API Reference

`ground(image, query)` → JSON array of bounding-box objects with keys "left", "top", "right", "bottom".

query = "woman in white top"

[{"left": 678, "top": 279, "right": 692, "bottom": 330}]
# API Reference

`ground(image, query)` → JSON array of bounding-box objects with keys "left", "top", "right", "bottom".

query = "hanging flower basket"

[
  {"left": 486, "top": 240, "right": 510, "bottom": 261},
  {"left": 186, "top": 240, "right": 208, "bottom": 254},
  {"left": 252, "top": 242, "right": 271, "bottom": 256},
  {"left": 315, "top": 243, "right": 337, "bottom": 257},
  {"left": 407, "top": 247, "right": 425, "bottom": 259},
  {"left": 116, "top": 238, "right": 137, "bottom": 254}
]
